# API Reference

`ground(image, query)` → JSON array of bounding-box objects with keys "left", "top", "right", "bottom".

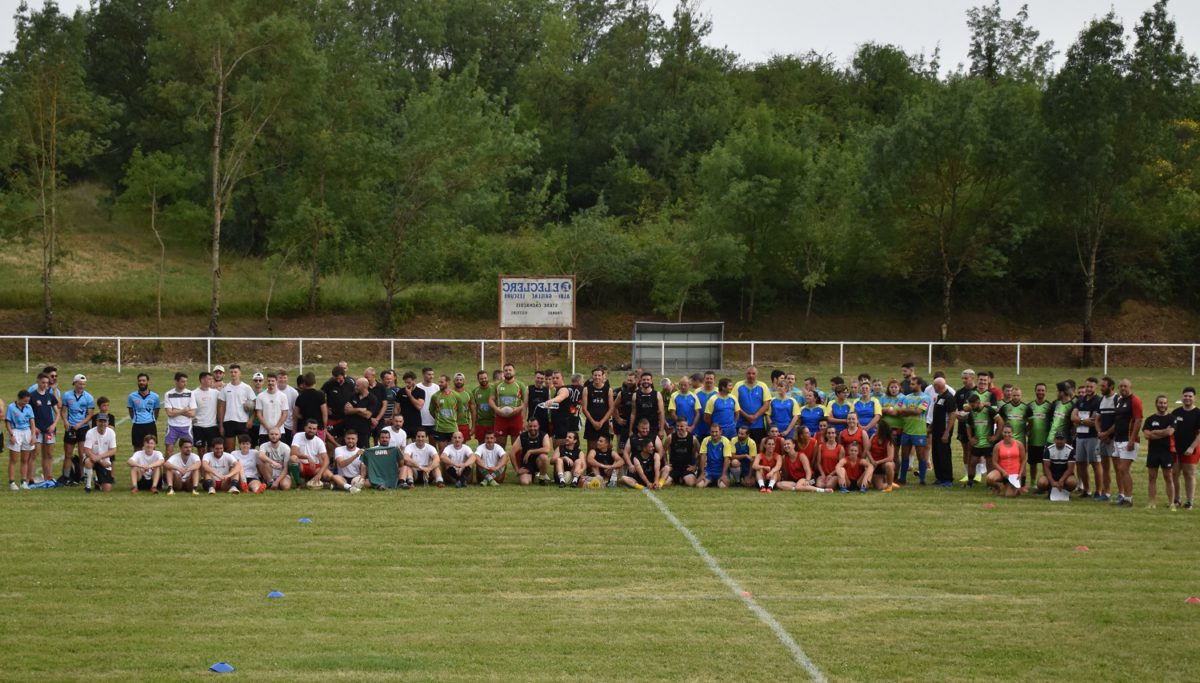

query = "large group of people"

[{"left": 5, "top": 361, "right": 1197, "bottom": 509}]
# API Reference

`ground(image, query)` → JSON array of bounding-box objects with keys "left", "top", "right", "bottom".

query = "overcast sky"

[{"left": 1, "top": 0, "right": 1197, "bottom": 72}]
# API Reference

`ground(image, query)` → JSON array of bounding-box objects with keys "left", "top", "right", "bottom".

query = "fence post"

[
  {"left": 390, "top": 340, "right": 395, "bottom": 371},
  {"left": 1193, "top": 344, "right": 1196, "bottom": 376},
  {"left": 24, "top": 336, "right": 29, "bottom": 374},
  {"left": 298, "top": 339, "right": 304, "bottom": 375},
  {"left": 480, "top": 340, "right": 486, "bottom": 372},
  {"left": 1016, "top": 343, "right": 1021, "bottom": 376},
  {"left": 117, "top": 338, "right": 122, "bottom": 374},
  {"left": 570, "top": 339, "right": 576, "bottom": 375},
  {"left": 660, "top": 341, "right": 666, "bottom": 376},
  {"left": 206, "top": 338, "right": 212, "bottom": 372},
  {"left": 1103, "top": 344, "right": 1108, "bottom": 375},
  {"left": 927, "top": 343, "right": 933, "bottom": 374},
  {"left": 838, "top": 343, "right": 844, "bottom": 374},
  {"left": 750, "top": 342, "right": 756, "bottom": 366}
]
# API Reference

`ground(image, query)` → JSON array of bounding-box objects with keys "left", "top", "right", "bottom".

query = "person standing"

[
  {"left": 321, "top": 366, "right": 356, "bottom": 449},
  {"left": 396, "top": 371, "right": 426, "bottom": 444},
  {"left": 254, "top": 373, "right": 290, "bottom": 447},
  {"left": 192, "top": 372, "right": 220, "bottom": 454},
  {"left": 59, "top": 373, "right": 94, "bottom": 485},
  {"left": 582, "top": 367, "right": 614, "bottom": 454},
  {"left": 29, "top": 373, "right": 59, "bottom": 485},
  {"left": 1110, "top": 378, "right": 1143, "bottom": 507},
  {"left": 1142, "top": 395, "right": 1176, "bottom": 510},
  {"left": 898, "top": 378, "right": 930, "bottom": 485},
  {"left": 1025, "top": 383, "right": 1054, "bottom": 492},
  {"left": 1170, "top": 387, "right": 1200, "bottom": 509},
  {"left": 127, "top": 373, "right": 161, "bottom": 456},
  {"left": 489, "top": 364, "right": 524, "bottom": 448},
  {"left": 630, "top": 371, "right": 666, "bottom": 438},
  {"left": 668, "top": 376, "right": 704, "bottom": 436},
  {"left": 216, "top": 364, "right": 255, "bottom": 453},
  {"left": 470, "top": 370, "right": 495, "bottom": 445},
  {"left": 734, "top": 366, "right": 771, "bottom": 443},
  {"left": 276, "top": 370, "right": 300, "bottom": 445},
  {"left": 162, "top": 372, "right": 197, "bottom": 459},
  {"left": 6, "top": 391, "right": 36, "bottom": 489},
  {"left": 929, "top": 376, "right": 957, "bottom": 487},
  {"left": 416, "top": 367, "right": 439, "bottom": 437},
  {"left": 343, "top": 378, "right": 381, "bottom": 449},
  {"left": 1094, "top": 376, "right": 1118, "bottom": 502},
  {"left": 1071, "top": 378, "right": 1102, "bottom": 498},
  {"left": 293, "top": 373, "right": 328, "bottom": 440}
]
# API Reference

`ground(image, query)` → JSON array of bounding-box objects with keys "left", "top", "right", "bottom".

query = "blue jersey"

[
  {"left": 706, "top": 395, "right": 739, "bottom": 437},
  {"left": 127, "top": 390, "right": 161, "bottom": 425},
  {"left": 701, "top": 436, "right": 731, "bottom": 477},
  {"left": 826, "top": 400, "right": 852, "bottom": 434},
  {"left": 29, "top": 388, "right": 58, "bottom": 430},
  {"left": 695, "top": 388, "right": 717, "bottom": 417},
  {"left": 669, "top": 391, "right": 702, "bottom": 429},
  {"left": 852, "top": 398, "right": 881, "bottom": 436},
  {"left": 799, "top": 405, "right": 825, "bottom": 436},
  {"left": 734, "top": 381, "right": 771, "bottom": 430},
  {"left": 62, "top": 390, "right": 95, "bottom": 426},
  {"left": 770, "top": 397, "right": 799, "bottom": 437},
  {"left": 6, "top": 403, "right": 34, "bottom": 430}
]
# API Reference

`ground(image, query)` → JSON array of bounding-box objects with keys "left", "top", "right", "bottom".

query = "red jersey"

[{"left": 818, "top": 442, "right": 842, "bottom": 474}]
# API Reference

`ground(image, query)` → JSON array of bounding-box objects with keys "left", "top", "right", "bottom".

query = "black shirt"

[
  {"left": 586, "top": 382, "right": 611, "bottom": 421},
  {"left": 344, "top": 392, "right": 381, "bottom": 440},
  {"left": 295, "top": 388, "right": 327, "bottom": 429},
  {"left": 528, "top": 383, "right": 551, "bottom": 426},
  {"left": 1172, "top": 407, "right": 1200, "bottom": 456},
  {"left": 668, "top": 433, "right": 697, "bottom": 467},
  {"left": 634, "top": 388, "right": 661, "bottom": 431},
  {"left": 396, "top": 385, "right": 425, "bottom": 433},
  {"left": 1144, "top": 413, "right": 1173, "bottom": 458},
  {"left": 321, "top": 378, "right": 356, "bottom": 420},
  {"left": 1112, "top": 394, "right": 1136, "bottom": 442},
  {"left": 931, "top": 389, "right": 955, "bottom": 434},
  {"left": 1074, "top": 395, "right": 1100, "bottom": 439},
  {"left": 369, "top": 382, "right": 389, "bottom": 419}
]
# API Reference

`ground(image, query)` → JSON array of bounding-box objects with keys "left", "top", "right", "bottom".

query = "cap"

[
  {"left": 1054, "top": 431, "right": 1066, "bottom": 440},
  {"left": 95, "top": 413, "right": 110, "bottom": 422},
  {"left": 72, "top": 373, "right": 86, "bottom": 383},
  {"left": 212, "top": 365, "right": 225, "bottom": 373},
  {"left": 968, "top": 392, "right": 982, "bottom": 402},
  {"left": 453, "top": 372, "right": 466, "bottom": 380},
  {"left": 252, "top": 372, "right": 265, "bottom": 381}
]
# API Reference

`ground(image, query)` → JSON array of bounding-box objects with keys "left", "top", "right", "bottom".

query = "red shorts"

[
  {"left": 494, "top": 414, "right": 523, "bottom": 438},
  {"left": 458, "top": 425, "right": 471, "bottom": 442},
  {"left": 474, "top": 425, "right": 495, "bottom": 443},
  {"left": 300, "top": 463, "right": 321, "bottom": 479},
  {"left": 1179, "top": 450, "right": 1200, "bottom": 466}
]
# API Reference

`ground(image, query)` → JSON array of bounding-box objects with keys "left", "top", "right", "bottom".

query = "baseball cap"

[
  {"left": 72, "top": 373, "right": 86, "bottom": 383},
  {"left": 212, "top": 364, "right": 225, "bottom": 373},
  {"left": 252, "top": 372, "right": 265, "bottom": 381},
  {"left": 1054, "top": 431, "right": 1066, "bottom": 440},
  {"left": 453, "top": 372, "right": 466, "bottom": 380},
  {"left": 95, "top": 413, "right": 110, "bottom": 422}
]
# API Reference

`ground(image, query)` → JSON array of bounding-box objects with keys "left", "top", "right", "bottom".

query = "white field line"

[{"left": 643, "top": 489, "right": 827, "bottom": 682}]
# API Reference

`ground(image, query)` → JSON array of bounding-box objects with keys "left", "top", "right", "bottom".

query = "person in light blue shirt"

[
  {"left": 127, "top": 373, "right": 161, "bottom": 452},
  {"left": 60, "top": 373, "right": 95, "bottom": 484},
  {"left": 7, "top": 390, "right": 35, "bottom": 489}
]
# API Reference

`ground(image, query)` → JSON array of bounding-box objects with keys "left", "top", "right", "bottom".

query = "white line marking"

[{"left": 643, "top": 490, "right": 827, "bottom": 682}]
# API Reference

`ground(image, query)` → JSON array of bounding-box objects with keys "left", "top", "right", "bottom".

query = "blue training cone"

[
  {"left": 267, "top": 591, "right": 284, "bottom": 598},
  {"left": 209, "top": 662, "right": 235, "bottom": 673},
  {"left": 298, "top": 517, "right": 312, "bottom": 524}
]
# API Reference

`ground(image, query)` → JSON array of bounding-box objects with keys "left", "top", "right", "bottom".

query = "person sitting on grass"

[
  {"left": 985, "top": 424, "right": 1027, "bottom": 497},
  {"left": 553, "top": 430, "right": 585, "bottom": 488},
  {"left": 474, "top": 430, "right": 508, "bottom": 486},
  {"left": 836, "top": 441, "right": 874, "bottom": 493},
  {"left": 233, "top": 434, "right": 260, "bottom": 493},
  {"left": 201, "top": 441, "right": 244, "bottom": 495},
  {"left": 587, "top": 434, "right": 624, "bottom": 488},
  {"left": 127, "top": 434, "right": 164, "bottom": 494},
  {"left": 663, "top": 419, "right": 699, "bottom": 488},
  {"left": 510, "top": 418, "right": 551, "bottom": 486},
  {"left": 696, "top": 422, "right": 732, "bottom": 489},
  {"left": 777, "top": 437, "right": 827, "bottom": 492},
  {"left": 257, "top": 428, "right": 292, "bottom": 491},
  {"left": 164, "top": 437, "right": 201, "bottom": 495},
  {"left": 329, "top": 429, "right": 365, "bottom": 493},
  {"left": 730, "top": 425, "right": 758, "bottom": 487},
  {"left": 816, "top": 426, "right": 844, "bottom": 491},
  {"left": 752, "top": 435, "right": 782, "bottom": 492},
  {"left": 1038, "top": 431, "right": 1077, "bottom": 495},
  {"left": 401, "top": 429, "right": 443, "bottom": 488},
  {"left": 81, "top": 412, "right": 117, "bottom": 493},
  {"left": 440, "top": 429, "right": 477, "bottom": 488},
  {"left": 290, "top": 419, "right": 330, "bottom": 490},
  {"left": 623, "top": 437, "right": 660, "bottom": 490},
  {"left": 869, "top": 422, "right": 897, "bottom": 491}
]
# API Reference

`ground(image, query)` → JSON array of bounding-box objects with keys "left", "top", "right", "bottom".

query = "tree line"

[{"left": 0, "top": 0, "right": 1196, "bottom": 348}]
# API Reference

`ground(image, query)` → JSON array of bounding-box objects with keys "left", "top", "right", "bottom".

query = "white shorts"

[
  {"left": 8, "top": 428, "right": 35, "bottom": 452},
  {"left": 1114, "top": 442, "right": 1138, "bottom": 461},
  {"left": 35, "top": 429, "right": 56, "bottom": 445}
]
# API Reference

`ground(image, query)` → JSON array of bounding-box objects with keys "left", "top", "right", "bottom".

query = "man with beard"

[
  {"left": 544, "top": 370, "right": 584, "bottom": 447},
  {"left": 490, "top": 363, "right": 525, "bottom": 448},
  {"left": 629, "top": 371, "right": 665, "bottom": 439}
]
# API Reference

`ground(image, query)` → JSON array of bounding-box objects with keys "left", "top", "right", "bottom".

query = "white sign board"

[{"left": 499, "top": 276, "right": 575, "bottom": 329}]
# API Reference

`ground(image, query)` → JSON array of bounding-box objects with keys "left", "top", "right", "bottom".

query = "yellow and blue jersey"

[
  {"left": 704, "top": 393, "right": 740, "bottom": 436},
  {"left": 770, "top": 396, "right": 800, "bottom": 437},
  {"left": 668, "top": 390, "right": 702, "bottom": 429},
  {"left": 824, "top": 399, "right": 852, "bottom": 434},
  {"left": 700, "top": 435, "right": 733, "bottom": 477},
  {"left": 800, "top": 405, "right": 825, "bottom": 436},
  {"left": 852, "top": 397, "right": 882, "bottom": 435},
  {"left": 734, "top": 380, "right": 772, "bottom": 430}
]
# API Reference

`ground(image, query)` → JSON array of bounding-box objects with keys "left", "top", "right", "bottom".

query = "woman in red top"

[
  {"left": 836, "top": 441, "right": 875, "bottom": 492},
  {"left": 839, "top": 413, "right": 871, "bottom": 458},
  {"left": 779, "top": 428, "right": 826, "bottom": 492},
  {"left": 985, "top": 424, "right": 1026, "bottom": 497},
  {"left": 816, "top": 426, "right": 844, "bottom": 490},
  {"left": 869, "top": 424, "right": 897, "bottom": 491},
  {"left": 752, "top": 436, "right": 782, "bottom": 492}
]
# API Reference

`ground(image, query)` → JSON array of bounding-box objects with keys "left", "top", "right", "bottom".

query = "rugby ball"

[
  {"left": 243, "top": 398, "right": 257, "bottom": 414},
  {"left": 498, "top": 407, "right": 513, "bottom": 418}
]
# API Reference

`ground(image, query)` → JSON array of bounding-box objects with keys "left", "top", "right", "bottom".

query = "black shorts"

[
  {"left": 135, "top": 477, "right": 155, "bottom": 491},
  {"left": 518, "top": 453, "right": 543, "bottom": 473},
  {"left": 1147, "top": 450, "right": 1174, "bottom": 469},
  {"left": 583, "top": 419, "right": 611, "bottom": 441},
  {"left": 668, "top": 464, "right": 695, "bottom": 484},
  {"left": 95, "top": 465, "right": 114, "bottom": 486},
  {"left": 1027, "top": 445, "right": 1045, "bottom": 465},
  {"left": 222, "top": 420, "right": 248, "bottom": 438},
  {"left": 131, "top": 423, "right": 158, "bottom": 450},
  {"left": 552, "top": 415, "right": 579, "bottom": 440},
  {"left": 64, "top": 426, "right": 83, "bottom": 444},
  {"left": 972, "top": 446, "right": 992, "bottom": 459},
  {"left": 193, "top": 426, "right": 220, "bottom": 449},
  {"left": 431, "top": 430, "right": 454, "bottom": 443},
  {"left": 1050, "top": 463, "right": 1070, "bottom": 481},
  {"left": 414, "top": 470, "right": 436, "bottom": 485}
]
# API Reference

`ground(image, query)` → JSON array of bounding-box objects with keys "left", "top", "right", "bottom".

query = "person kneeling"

[
  {"left": 986, "top": 424, "right": 1027, "bottom": 498},
  {"left": 1037, "top": 431, "right": 1078, "bottom": 496},
  {"left": 127, "top": 435, "right": 165, "bottom": 494},
  {"left": 201, "top": 441, "right": 245, "bottom": 494},
  {"left": 81, "top": 413, "right": 118, "bottom": 493},
  {"left": 164, "top": 438, "right": 201, "bottom": 495},
  {"left": 836, "top": 441, "right": 874, "bottom": 493},
  {"left": 440, "top": 430, "right": 477, "bottom": 488}
]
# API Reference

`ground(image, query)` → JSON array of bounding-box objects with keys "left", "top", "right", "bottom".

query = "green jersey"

[
  {"left": 492, "top": 380, "right": 525, "bottom": 414},
  {"left": 453, "top": 389, "right": 472, "bottom": 426},
  {"left": 903, "top": 392, "right": 930, "bottom": 436},
  {"left": 999, "top": 401, "right": 1030, "bottom": 442},
  {"left": 1027, "top": 400, "right": 1053, "bottom": 447},
  {"left": 1048, "top": 400, "right": 1073, "bottom": 442},
  {"left": 472, "top": 385, "right": 495, "bottom": 426},
  {"left": 969, "top": 406, "right": 997, "bottom": 449},
  {"left": 432, "top": 391, "right": 464, "bottom": 433}
]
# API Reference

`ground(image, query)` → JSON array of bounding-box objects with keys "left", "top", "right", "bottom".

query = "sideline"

[{"left": 642, "top": 489, "right": 827, "bottom": 682}]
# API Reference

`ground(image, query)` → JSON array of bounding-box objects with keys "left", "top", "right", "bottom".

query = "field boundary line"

[{"left": 643, "top": 490, "right": 827, "bottom": 682}]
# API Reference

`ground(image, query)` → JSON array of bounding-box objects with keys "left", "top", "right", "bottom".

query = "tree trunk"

[
  {"left": 149, "top": 196, "right": 165, "bottom": 343},
  {"left": 41, "top": 91, "right": 58, "bottom": 335},
  {"left": 1081, "top": 243, "right": 1098, "bottom": 367},
  {"left": 940, "top": 271, "right": 955, "bottom": 343},
  {"left": 307, "top": 226, "right": 320, "bottom": 313},
  {"left": 207, "top": 64, "right": 225, "bottom": 338},
  {"left": 675, "top": 289, "right": 687, "bottom": 323},
  {"left": 805, "top": 285, "right": 815, "bottom": 324}
]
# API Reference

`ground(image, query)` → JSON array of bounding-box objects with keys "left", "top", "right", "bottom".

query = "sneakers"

[
  {"left": 1186, "top": 501, "right": 1194, "bottom": 510},
  {"left": 399, "top": 480, "right": 411, "bottom": 490},
  {"left": 436, "top": 480, "right": 445, "bottom": 489},
  {"left": 8, "top": 482, "right": 17, "bottom": 491},
  {"left": 19, "top": 481, "right": 30, "bottom": 490},
  {"left": 959, "top": 474, "right": 969, "bottom": 483},
  {"left": 859, "top": 486, "right": 868, "bottom": 493},
  {"left": 606, "top": 478, "right": 617, "bottom": 489},
  {"left": 166, "top": 488, "right": 175, "bottom": 496},
  {"left": 1146, "top": 503, "right": 1157, "bottom": 509},
  {"left": 191, "top": 489, "right": 200, "bottom": 496},
  {"left": 838, "top": 487, "right": 850, "bottom": 493},
  {"left": 537, "top": 475, "right": 548, "bottom": 486},
  {"left": 1117, "top": 498, "right": 1133, "bottom": 507},
  {"left": 455, "top": 478, "right": 466, "bottom": 489},
  {"left": 759, "top": 486, "right": 770, "bottom": 493},
  {"left": 229, "top": 485, "right": 240, "bottom": 495},
  {"left": 558, "top": 480, "right": 566, "bottom": 489},
  {"left": 633, "top": 483, "right": 645, "bottom": 490},
  {"left": 1095, "top": 493, "right": 1111, "bottom": 503},
  {"left": 208, "top": 487, "right": 216, "bottom": 495},
  {"left": 1170, "top": 504, "right": 1179, "bottom": 512}
]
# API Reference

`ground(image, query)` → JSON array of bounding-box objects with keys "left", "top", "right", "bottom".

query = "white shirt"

[
  {"left": 443, "top": 443, "right": 472, "bottom": 466},
  {"left": 219, "top": 381, "right": 256, "bottom": 422},
  {"left": 259, "top": 440, "right": 290, "bottom": 474},
  {"left": 280, "top": 384, "right": 299, "bottom": 430},
  {"left": 334, "top": 445, "right": 363, "bottom": 479},
  {"left": 291, "top": 432, "right": 327, "bottom": 464},
  {"left": 381, "top": 426, "right": 408, "bottom": 449},
  {"left": 163, "top": 388, "right": 197, "bottom": 429},
  {"left": 167, "top": 452, "right": 200, "bottom": 472},
  {"left": 129, "top": 449, "right": 164, "bottom": 477},
  {"left": 83, "top": 427, "right": 117, "bottom": 463},
  {"left": 234, "top": 447, "right": 260, "bottom": 479},
  {"left": 475, "top": 443, "right": 505, "bottom": 469},
  {"left": 404, "top": 442, "right": 437, "bottom": 468},
  {"left": 193, "top": 387, "right": 220, "bottom": 427},
  {"left": 255, "top": 390, "right": 289, "bottom": 434},
  {"left": 203, "top": 452, "right": 238, "bottom": 478},
  {"left": 417, "top": 382, "right": 438, "bottom": 425}
]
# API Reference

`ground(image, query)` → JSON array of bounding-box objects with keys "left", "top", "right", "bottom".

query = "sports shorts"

[
  {"left": 34, "top": 429, "right": 56, "bottom": 445},
  {"left": 431, "top": 431, "right": 454, "bottom": 444},
  {"left": 900, "top": 433, "right": 927, "bottom": 448},
  {"left": 135, "top": 477, "right": 155, "bottom": 492},
  {"left": 1146, "top": 450, "right": 1173, "bottom": 469},
  {"left": 9, "top": 428, "right": 35, "bottom": 452},
  {"left": 972, "top": 446, "right": 992, "bottom": 459},
  {"left": 193, "top": 425, "right": 220, "bottom": 450},
  {"left": 493, "top": 414, "right": 523, "bottom": 439},
  {"left": 473, "top": 425, "right": 495, "bottom": 444},
  {"left": 457, "top": 425, "right": 471, "bottom": 442},
  {"left": 1074, "top": 438, "right": 1100, "bottom": 464},
  {"left": 63, "top": 426, "right": 83, "bottom": 444},
  {"left": 1097, "top": 440, "right": 1116, "bottom": 459},
  {"left": 165, "top": 425, "right": 192, "bottom": 446},
  {"left": 221, "top": 420, "right": 247, "bottom": 438},
  {"left": 1026, "top": 445, "right": 1045, "bottom": 465},
  {"left": 1113, "top": 441, "right": 1138, "bottom": 461}
]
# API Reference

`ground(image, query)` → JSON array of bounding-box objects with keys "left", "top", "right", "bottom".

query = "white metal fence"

[{"left": 1, "top": 335, "right": 1198, "bottom": 376}]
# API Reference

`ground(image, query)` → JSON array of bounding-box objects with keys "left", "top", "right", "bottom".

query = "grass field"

[{"left": 3, "top": 360, "right": 1200, "bottom": 681}]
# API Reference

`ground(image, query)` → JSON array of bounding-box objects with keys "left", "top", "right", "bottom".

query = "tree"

[
  {"left": 0, "top": 1, "right": 111, "bottom": 333},
  {"left": 868, "top": 76, "right": 1040, "bottom": 341},
  {"left": 150, "top": 0, "right": 316, "bottom": 336},
  {"left": 116, "top": 149, "right": 203, "bottom": 338},
  {"left": 966, "top": 1, "right": 1056, "bottom": 84}
]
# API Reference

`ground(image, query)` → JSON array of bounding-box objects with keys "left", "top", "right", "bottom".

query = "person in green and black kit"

[
  {"left": 1025, "top": 383, "right": 1054, "bottom": 489},
  {"left": 965, "top": 392, "right": 999, "bottom": 486}
]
